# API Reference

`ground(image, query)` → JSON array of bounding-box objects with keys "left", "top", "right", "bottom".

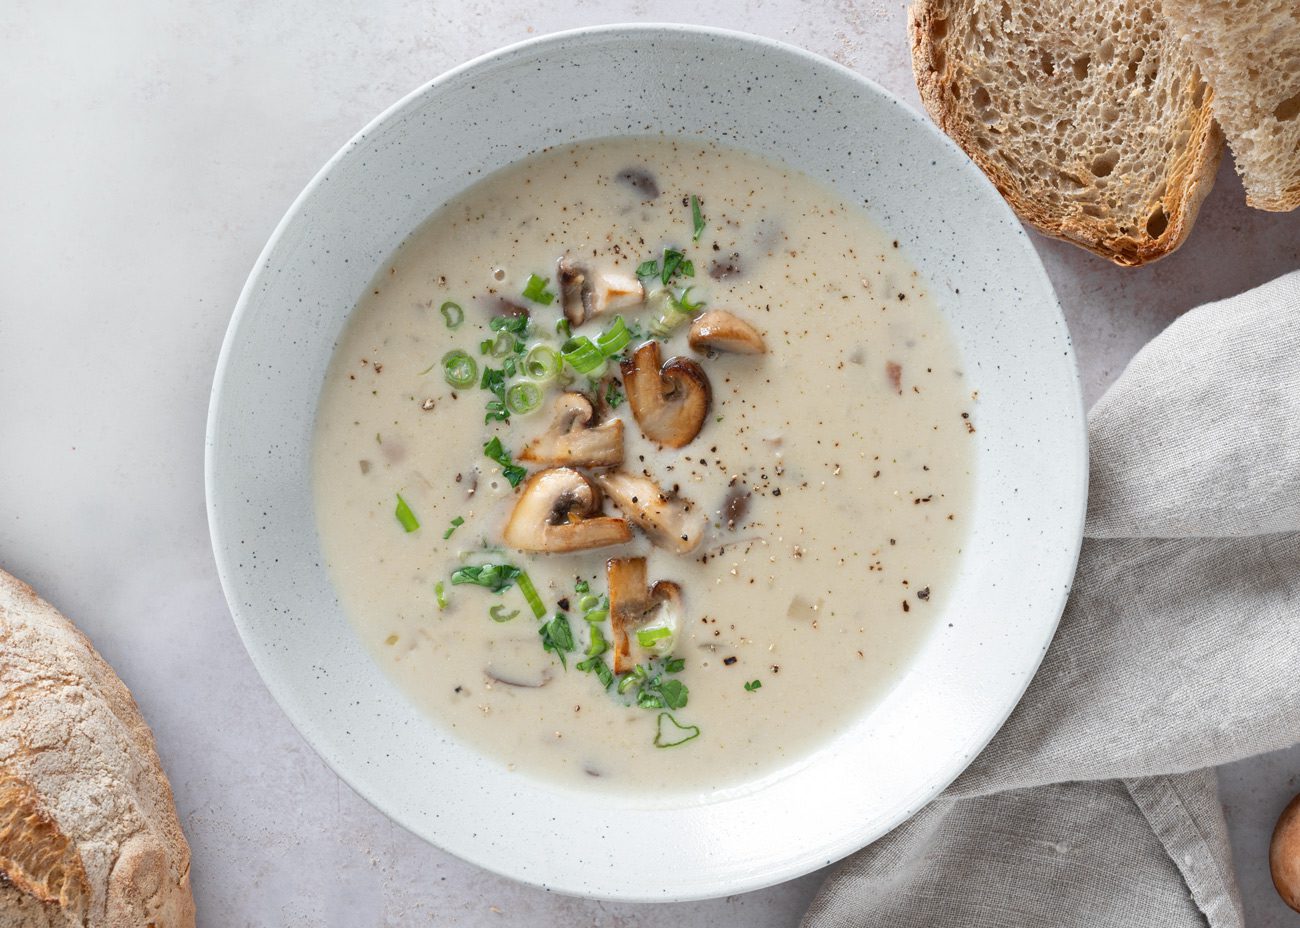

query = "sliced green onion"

[
  {"left": 654, "top": 712, "right": 700, "bottom": 748},
  {"left": 490, "top": 331, "right": 515, "bottom": 358},
  {"left": 584, "top": 607, "right": 609, "bottom": 625},
  {"left": 586, "top": 625, "right": 608, "bottom": 657},
  {"left": 394, "top": 494, "right": 419, "bottom": 532},
  {"left": 505, "top": 381, "right": 542, "bottom": 416},
  {"left": 442, "top": 350, "right": 477, "bottom": 388},
  {"left": 516, "top": 571, "right": 546, "bottom": 619},
  {"left": 435, "top": 580, "right": 447, "bottom": 610},
  {"left": 663, "top": 657, "right": 685, "bottom": 673},
  {"left": 616, "top": 674, "right": 639, "bottom": 695},
  {"left": 637, "top": 691, "right": 665, "bottom": 709},
  {"left": 672, "top": 286, "right": 704, "bottom": 313},
  {"left": 523, "top": 344, "right": 562, "bottom": 382},
  {"left": 439, "top": 301, "right": 464, "bottom": 328},
  {"left": 561, "top": 336, "right": 606, "bottom": 375},
  {"left": 577, "top": 593, "right": 600, "bottom": 612},
  {"left": 690, "top": 194, "right": 705, "bottom": 242},
  {"left": 443, "top": 516, "right": 464, "bottom": 540},
  {"left": 490, "top": 604, "right": 519, "bottom": 623},
  {"left": 522, "top": 273, "right": 555, "bottom": 305},
  {"left": 556, "top": 318, "right": 572, "bottom": 338},
  {"left": 595, "top": 316, "right": 631, "bottom": 358},
  {"left": 636, "top": 627, "right": 673, "bottom": 648}
]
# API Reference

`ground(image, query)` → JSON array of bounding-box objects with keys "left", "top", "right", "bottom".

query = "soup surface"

[{"left": 312, "top": 137, "right": 975, "bottom": 793}]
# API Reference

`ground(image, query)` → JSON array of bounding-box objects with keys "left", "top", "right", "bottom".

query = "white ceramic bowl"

[{"left": 207, "top": 25, "right": 1086, "bottom": 901}]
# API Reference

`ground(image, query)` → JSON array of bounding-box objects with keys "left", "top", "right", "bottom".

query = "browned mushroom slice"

[
  {"left": 557, "top": 259, "right": 646, "bottom": 327},
  {"left": 519, "top": 393, "right": 624, "bottom": 467},
  {"left": 594, "top": 471, "right": 706, "bottom": 554},
  {"left": 502, "top": 467, "right": 632, "bottom": 553},
  {"left": 607, "top": 556, "right": 648, "bottom": 673},
  {"left": 607, "top": 557, "right": 683, "bottom": 673},
  {"left": 620, "top": 341, "right": 711, "bottom": 448},
  {"left": 557, "top": 257, "right": 589, "bottom": 327},
  {"left": 688, "top": 310, "right": 767, "bottom": 355}
]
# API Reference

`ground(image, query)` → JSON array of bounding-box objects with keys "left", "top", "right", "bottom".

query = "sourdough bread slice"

[
  {"left": 0, "top": 568, "right": 195, "bottom": 928},
  {"left": 1163, "top": 0, "right": 1300, "bottom": 211},
  {"left": 909, "top": 0, "right": 1223, "bottom": 266}
]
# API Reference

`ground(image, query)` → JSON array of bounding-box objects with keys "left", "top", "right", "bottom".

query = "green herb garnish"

[
  {"left": 659, "top": 248, "right": 695, "bottom": 286},
  {"left": 483, "top": 436, "right": 527, "bottom": 487},
  {"left": 576, "top": 655, "right": 615, "bottom": 689},
  {"left": 439, "top": 301, "right": 464, "bottom": 329},
  {"left": 670, "top": 286, "right": 705, "bottom": 313},
  {"left": 586, "top": 625, "right": 608, "bottom": 657},
  {"left": 522, "top": 273, "right": 555, "bottom": 305},
  {"left": 744, "top": 679, "right": 762, "bottom": 692},
  {"left": 663, "top": 657, "right": 685, "bottom": 673},
  {"left": 654, "top": 712, "right": 700, "bottom": 748},
  {"left": 539, "top": 614, "right": 576, "bottom": 668},
  {"left": 505, "top": 381, "right": 542, "bottom": 416},
  {"left": 574, "top": 579, "right": 590, "bottom": 595},
  {"left": 516, "top": 571, "right": 546, "bottom": 619},
  {"left": 434, "top": 580, "right": 448, "bottom": 610},
  {"left": 450, "top": 563, "right": 522, "bottom": 593},
  {"left": 604, "top": 380, "right": 624, "bottom": 409},
  {"left": 443, "top": 516, "right": 464, "bottom": 540},
  {"left": 636, "top": 626, "right": 673, "bottom": 648},
  {"left": 394, "top": 494, "right": 419, "bottom": 532},
  {"left": 480, "top": 366, "right": 510, "bottom": 423},
  {"left": 489, "top": 314, "right": 530, "bottom": 336},
  {"left": 657, "top": 678, "right": 689, "bottom": 709},
  {"left": 690, "top": 194, "right": 705, "bottom": 242},
  {"left": 441, "top": 350, "right": 477, "bottom": 389},
  {"left": 489, "top": 604, "right": 519, "bottom": 623}
]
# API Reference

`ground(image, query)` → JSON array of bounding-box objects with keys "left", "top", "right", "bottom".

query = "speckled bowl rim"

[{"left": 207, "top": 23, "right": 1087, "bottom": 902}]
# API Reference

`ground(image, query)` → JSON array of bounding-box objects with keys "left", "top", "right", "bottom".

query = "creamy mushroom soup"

[{"left": 312, "top": 137, "right": 975, "bottom": 792}]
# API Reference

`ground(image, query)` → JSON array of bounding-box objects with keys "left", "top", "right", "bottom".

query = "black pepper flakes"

[
  {"left": 918, "top": 587, "right": 931, "bottom": 601},
  {"left": 723, "top": 656, "right": 738, "bottom": 666}
]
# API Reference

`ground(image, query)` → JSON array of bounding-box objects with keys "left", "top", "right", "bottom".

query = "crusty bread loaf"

[
  {"left": 0, "top": 568, "right": 195, "bottom": 928},
  {"left": 1163, "top": 0, "right": 1300, "bottom": 211},
  {"left": 909, "top": 0, "right": 1224, "bottom": 266}
]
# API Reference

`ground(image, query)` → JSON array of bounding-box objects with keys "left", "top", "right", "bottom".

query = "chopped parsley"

[
  {"left": 483, "top": 436, "right": 527, "bottom": 487},
  {"left": 635, "top": 249, "right": 695, "bottom": 286},
  {"left": 450, "top": 563, "right": 522, "bottom": 594},
  {"left": 744, "top": 679, "right": 762, "bottom": 692},
  {"left": 480, "top": 366, "right": 509, "bottom": 423},
  {"left": 443, "top": 516, "right": 464, "bottom": 539},
  {"left": 521, "top": 273, "right": 555, "bottom": 305},
  {"left": 604, "top": 379, "right": 625, "bottom": 409},
  {"left": 539, "top": 613, "right": 576, "bottom": 668}
]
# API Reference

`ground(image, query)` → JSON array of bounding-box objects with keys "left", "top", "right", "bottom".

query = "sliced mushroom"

[
  {"left": 502, "top": 467, "right": 632, "bottom": 553},
  {"left": 620, "top": 341, "right": 711, "bottom": 447},
  {"left": 606, "top": 557, "right": 683, "bottom": 673},
  {"left": 557, "top": 258, "right": 646, "bottom": 327},
  {"left": 557, "top": 257, "right": 589, "bottom": 327},
  {"left": 594, "top": 471, "right": 707, "bottom": 554},
  {"left": 688, "top": 310, "right": 768, "bottom": 355},
  {"left": 519, "top": 393, "right": 624, "bottom": 467}
]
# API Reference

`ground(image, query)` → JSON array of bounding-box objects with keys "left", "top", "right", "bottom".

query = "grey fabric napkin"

[{"left": 803, "top": 269, "right": 1300, "bottom": 928}]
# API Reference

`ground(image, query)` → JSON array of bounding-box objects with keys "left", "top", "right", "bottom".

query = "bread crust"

[
  {"left": 909, "top": 0, "right": 1224, "bottom": 266},
  {"left": 0, "top": 568, "right": 195, "bottom": 928}
]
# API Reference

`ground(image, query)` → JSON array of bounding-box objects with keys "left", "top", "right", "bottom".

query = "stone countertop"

[{"left": 2, "top": 1, "right": 1299, "bottom": 924}]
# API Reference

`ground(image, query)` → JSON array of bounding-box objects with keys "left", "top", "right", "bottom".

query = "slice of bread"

[
  {"left": 1163, "top": 0, "right": 1300, "bottom": 211},
  {"left": 909, "top": 0, "right": 1224, "bottom": 266},
  {"left": 0, "top": 568, "right": 195, "bottom": 928}
]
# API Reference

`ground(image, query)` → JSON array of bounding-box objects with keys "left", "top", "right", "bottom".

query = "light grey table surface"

[{"left": 3, "top": 2, "right": 1299, "bottom": 925}]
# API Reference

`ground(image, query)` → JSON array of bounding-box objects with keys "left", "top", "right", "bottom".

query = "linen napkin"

[{"left": 803, "top": 269, "right": 1300, "bottom": 928}]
